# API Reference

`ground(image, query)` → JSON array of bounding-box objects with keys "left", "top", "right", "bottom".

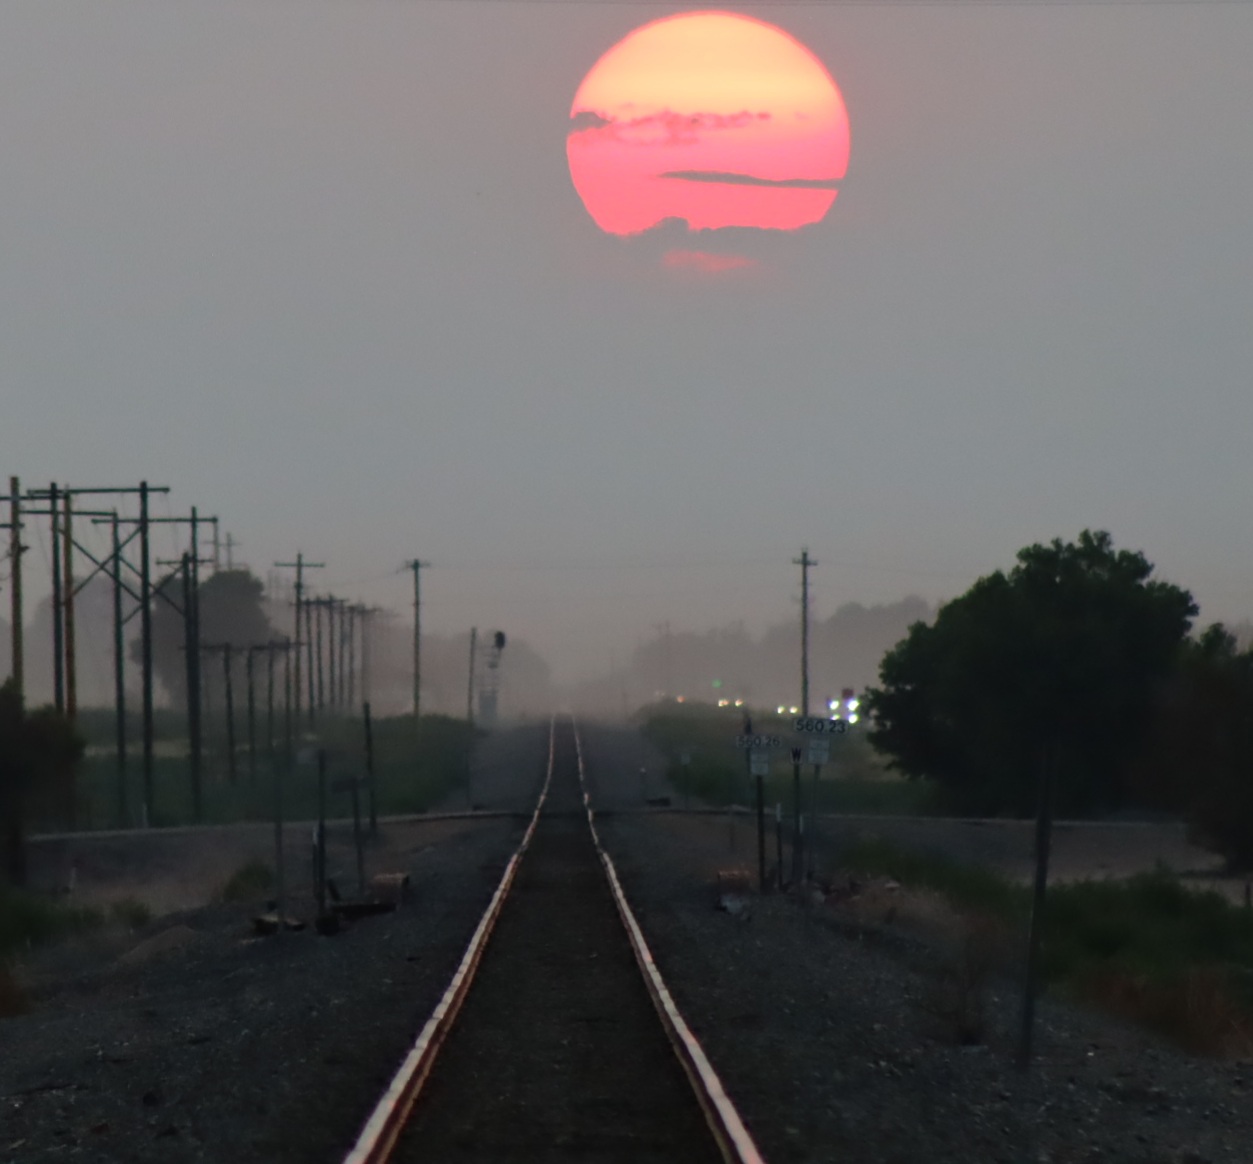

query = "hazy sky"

[{"left": 3, "top": 0, "right": 1251, "bottom": 681}]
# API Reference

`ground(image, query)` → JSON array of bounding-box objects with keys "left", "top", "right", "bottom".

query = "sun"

[{"left": 567, "top": 11, "right": 850, "bottom": 237}]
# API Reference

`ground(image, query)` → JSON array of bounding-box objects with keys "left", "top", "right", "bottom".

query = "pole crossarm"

[{"left": 25, "top": 486, "right": 170, "bottom": 499}]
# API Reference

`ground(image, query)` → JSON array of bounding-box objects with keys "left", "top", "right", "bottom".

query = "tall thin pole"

[
  {"left": 338, "top": 600, "right": 348, "bottom": 711},
  {"left": 305, "top": 600, "right": 315, "bottom": 725},
  {"left": 182, "top": 552, "right": 202, "bottom": 822},
  {"left": 266, "top": 642, "right": 276, "bottom": 763},
  {"left": 189, "top": 507, "right": 202, "bottom": 791},
  {"left": 1018, "top": 740, "right": 1056, "bottom": 1070},
  {"left": 364, "top": 699, "right": 377, "bottom": 837},
  {"left": 62, "top": 493, "right": 76, "bottom": 721},
  {"left": 139, "top": 481, "right": 154, "bottom": 827},
  {"left": 293, "top": 555, "right": 303, "bottom": 723},
  {"left": 346, "top": 606, "right": 357, "bottom": 712},
  {"left": 274, "top": 554, "right": 324, "bottom": 730},
  {"left": 50, "top": 483, "right": 64, "bottom": 713},
  {"left": 407, "top": 561, "right": 428, "bottom": 724},
  {"left": 222, "top": 644, "right": 237, "bottom": 786},
  {"left": 361, "top": 608, "right": 372, "bottom": 706},
  {"left": 112, "top": 513, "right": 127, "bottom": 827},
  {"left": 8, "top": 477, "right": 22, "bottom": 701},
  {"left": 793, "top": 548, "right": 817, "bottom": 717},
  {"left": 246, "top": 646, "right": 257, "bottom": 784},
  {"left": 326, "top": 598, "right": 337, "bottom": 713},
  {"left": 315, "top": 599, "right": 325, "bottom": 713},
  {"left": 466, "top": 626, "right": 478, "bottom": 726}
]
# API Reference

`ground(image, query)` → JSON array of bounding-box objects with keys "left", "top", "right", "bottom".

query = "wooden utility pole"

[
  {"left": 405, "top": 561, "right": 429, "bottom": 725},
  {"left": 202, "top": 643, "right": 238, "bottom": 785},
  {"left": 50, "top": 484, "right": 64, "bottom": 712},
  {"left": 793, "top": 548, "right": 817, "bottom": 717},
  {"left": 112, "top": 515, "right": 126, "bottom": 825},
  {"left": 274, "top": 554, "right": 324, "bottom": 729},
  {"left": 6, "top": 478, "right": 22, "bottom": 701},
  {"left": 466, "top": 626, "right": 478, "bottom": 726}
]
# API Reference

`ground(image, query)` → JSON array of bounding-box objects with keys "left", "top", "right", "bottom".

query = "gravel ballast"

[{"left": 580, "top": 722, "right": 1253, "bottom": 1164}]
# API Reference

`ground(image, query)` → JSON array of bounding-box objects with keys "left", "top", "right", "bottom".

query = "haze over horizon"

[{"left": 3, "top": 1, "right": 1251, "bottom": 685}]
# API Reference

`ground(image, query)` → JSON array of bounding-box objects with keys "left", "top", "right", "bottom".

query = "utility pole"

[
  {"left": 112, "top": 515, "right": 126, "bottom": 825},
  {"left": 405, "top": 561, "right": 430, "bottom": 725},
  {"left": 50, "top": 483, "right": 64, "bottom": 712},
  {"left": 139, "top": 483, "right": 154, "bottom": 819},
  {"left": 466, "top": 626, "right": 478, "bottom": 726},
  {"left": 6, "top": 478, "right": 22, "bottom": 701},
  {"left": 793, "top": 548, "right": 817, "bottom": 717},
  {"left": 346, "top": 605, "right": 357, "bottom": 711},
  {"left": 322, "top": 597, "right": 337, "bottom": 713},
  {"left": 202, "top": 643, "right": 238, "bottom": 785},
  {"left": 246, "top": 645, "right": 260, "bottom": 783},
  {"left": 273, "top": 555, "right": 324, "bottom": 730},
  {"left": 314, "top": 597, "right": 326, "bottom": 713},
  {"left": 338, "top": 598, "right": 349, "bottom": 711},
  {"left": 359, "top": 606, "right": 376, "bottom": 706},
  {"left": 62, "top": 494, "right": 77, "bottom": 719}
]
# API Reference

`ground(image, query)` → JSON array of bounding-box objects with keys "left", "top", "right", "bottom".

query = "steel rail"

[
  {"left": 572, "top": 720, "right": 767, "bottom": 1164},
  {"left": 340, "top": 718, "right": 557, "bottom": 1164}
]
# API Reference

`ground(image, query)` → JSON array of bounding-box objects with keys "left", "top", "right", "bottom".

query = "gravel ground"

[
  {"left": 580, "top": 721, "right": 1253, "bottom": 1164},
  {"left": 1, "top": 727, "right": 547, "bottom": 1164}
]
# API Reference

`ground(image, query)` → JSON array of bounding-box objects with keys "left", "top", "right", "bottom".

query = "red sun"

[{"left": 567, "top": 11, "right": 850, "bottom": 237}]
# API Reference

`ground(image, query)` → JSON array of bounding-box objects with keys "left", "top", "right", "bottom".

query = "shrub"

[
  {"left": 109, "top": 898, "right": 152, "bottom": 930},
  {"left": 217, "top": 860, "right": 274, "bottom": 903}
]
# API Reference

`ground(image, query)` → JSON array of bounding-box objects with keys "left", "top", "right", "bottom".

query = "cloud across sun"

[{"left": 567, "top": 11, "right": 850, "bottom": 237}]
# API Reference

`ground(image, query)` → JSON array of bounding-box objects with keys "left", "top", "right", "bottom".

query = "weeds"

[
  {"left": 0, "top": 888, "right": 102, "bottom": 960},
  {"left": 838, "top": 838, "right": 1253, "bottom": 1056},
  {"left": 0, "top": 963, "right": 29, "bottom": 1018},
  {"left": 108, "top": 898, "right": 152, "bottom": 930},
  {"left": 217, "top": 860, "right": 274, "bottom": 903}
]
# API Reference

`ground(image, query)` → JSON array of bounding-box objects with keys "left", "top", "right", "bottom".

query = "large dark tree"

[
  {"left": 144, "top": 569, "right": 274, "bottom": 704},
  {"left": 866, "top": 531, "right": 1197, "bottom": 816},
  {"left": 1132, "top": 625, "right": 1253, "bottom": 868},
  {"left": 0, "top": 682, "right": 85, "bottom": 886}
]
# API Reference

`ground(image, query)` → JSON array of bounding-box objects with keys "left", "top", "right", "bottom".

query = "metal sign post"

[{"left": 790, "top": 748, "right": 804, "bottom": 886}]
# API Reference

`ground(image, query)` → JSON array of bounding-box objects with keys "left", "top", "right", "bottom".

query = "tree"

[
  {"left": 866, "top": 531, "right": 1197, "bottom": 817},
  {"left": 1132, "top": 625, "right": 1253, "bottom": 868},
  {"left": 0, "top": 682, "right": 85, "bottom": 886},
  {"left": 144, "top": 569, "right": 274, "bottom": 704}
]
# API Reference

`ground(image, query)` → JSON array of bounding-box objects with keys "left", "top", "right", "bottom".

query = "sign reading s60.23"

[{"left": 793, "top": 717, "right": 848, "bottom": 735}]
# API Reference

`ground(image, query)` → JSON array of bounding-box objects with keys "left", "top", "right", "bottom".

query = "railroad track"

[{"left": 342, "top": 716, "right": 764, "bottom": 1164}]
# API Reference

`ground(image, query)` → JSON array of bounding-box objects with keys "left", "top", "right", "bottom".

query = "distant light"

[
  {"left": 676, "top": 695, "right": 686, "bottom": 703},
  {"left": 776, "top": 705, "right": 786, "bottom": 715},
  {"left": 847, "top": 713, "right": 859, "bottom": 724},
  {"left": 827, "top": 699, "right": 838, "bottom": 710},
  {"left": 847, "top": 698, "right": 860, "bottom": 711},
  {"left": 830, "top": 713, "right": 843, "bottom": 721},
  {"left": 717, "top": 699, "right": 729, "bottom": 707},
  {"left": 712, "top": 679, "right": 723, "bottom": 689},
  {"left": 789, "top": 706, "right": 799, "bottom": 715},
  {"left": 734, "top": 699, "right": 744, "bottom": 707}
]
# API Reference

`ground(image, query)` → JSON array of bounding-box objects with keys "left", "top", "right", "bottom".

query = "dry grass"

[
  {"left": 0, "top": 963, "right": 30, "bottom": 1018},
  {"left": 1078, "top": 965, "right": 1253, "bottom": 1058}
]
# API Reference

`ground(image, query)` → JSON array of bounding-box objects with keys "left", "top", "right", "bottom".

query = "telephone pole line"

[
  {"left": 793, "top": 548, "right": 817, "bottom": 717},
  {"left": 273, "top": 554, "right": 324, "bottom": 730},
  {"left": 404, "top": 561, "right": 430, "bottom": 725}
]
